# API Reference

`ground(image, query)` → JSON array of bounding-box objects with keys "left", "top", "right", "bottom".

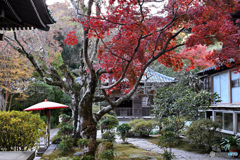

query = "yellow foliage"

[
  {"left": 0, "top": 111, "right": 46, "bottom": 151},
  {"left": 0, "top": 42, "right": 33, "bottom": 111}
]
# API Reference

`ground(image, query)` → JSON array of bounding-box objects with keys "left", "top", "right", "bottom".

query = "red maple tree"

[
  {"left": 65, "top": 0, "right": 240, "bottom": 153},
  {"left": 68, "top": 0, "right": 240, "bottom": 87}
]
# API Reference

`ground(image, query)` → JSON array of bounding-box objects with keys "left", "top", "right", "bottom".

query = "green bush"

[
  {"left": 158, "top": 131, "right": 178, "bottom": 149},
  {"left": 77, "top": 139, "right": 90, "bottom": 148},
  {"left": 58, "top": 124, "right": 74, "bottom": 136},
  {"left": 128, "top": 119, "right": 143, "bottom": 128},
  {"left": 101, "top": 114, "right": 119, "bottom": 131},
  {"left": 78, "top": 155, "right": 95, "bottom": 160},
  {"left": 129, "top": 119, "right": 156, "bottom": 137},
  {"left": 0, "top": 111, "right": 46, "bottom": 151},
  {"left": 57, "top": 114, "right": 74, "bottom": 139},
  {"left": 58, "top": 138, "right": 74, "bottom": 154},
  {"left": 160, "top": 150, "right": 175, "bottom": 160},
  {"left": 161, "top": 116, "right": 185, "bottom": 136},
  {"left": 185, "top": 119, "right": 221, "bottom": 151},
  {"left": 96, "top": 139, "right": 108, "bottom": 147},
  {"left": 117, "top": 123, "right": 131, "bottom": 142},
  {"left": 51, "top": 134, "right": 62, "bottom": 144},
  {"left": 59, "top": 114, "right": 71, "bottom": 123},
  {"left": 221, "top": 136, "right": 240, "bottom": 151},
  {"left": 102, "top": 131, "right": 116, "bottom": 142},
  {"left": 150, "top": 130, "right": 159, "bottom": 135},
  {"left": 158, "top": 131, "right": 177, "bottom": 160}
]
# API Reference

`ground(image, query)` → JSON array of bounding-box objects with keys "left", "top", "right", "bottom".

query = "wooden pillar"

[{"left": 0, "top": 34, "right": 4, "bottom": 41}]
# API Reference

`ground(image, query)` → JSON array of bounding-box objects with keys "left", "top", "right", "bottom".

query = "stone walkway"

[{"left": 97, "top": 131, "right": 236, "bottom": 160}]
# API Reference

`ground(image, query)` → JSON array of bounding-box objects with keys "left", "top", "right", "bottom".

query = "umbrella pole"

[{"left": 46, "top": 110, "right": 50, "bottom": 147}]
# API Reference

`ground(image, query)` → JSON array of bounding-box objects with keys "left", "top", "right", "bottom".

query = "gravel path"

[
  {"left": 123, "top": 138, "right": 234, "bottom": 160},
  {"left": 97, "top": 131, "right": 235, "bottom": 160}
]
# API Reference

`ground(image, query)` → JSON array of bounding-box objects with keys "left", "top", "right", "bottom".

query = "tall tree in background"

[
  {"left": 0, "top": 43, "right": 33, "bottom": 111},
  {"left": 50, "top": 2, "right": 83, "bottom": 69},
  {"left": 3, "top": 0, "right": 240, "bottom": 155}
]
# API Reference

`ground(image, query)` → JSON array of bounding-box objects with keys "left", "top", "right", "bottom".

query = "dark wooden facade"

[
  {"left": 112, "top": 68, "right": 176, "bottom": 120},
  {"left": 112, "top": 90, "right": 155, "bottom": 120}
]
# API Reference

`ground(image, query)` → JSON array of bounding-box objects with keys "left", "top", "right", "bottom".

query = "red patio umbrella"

[{"left": 24, "top": 99, "right": 68, "bottom": 146}]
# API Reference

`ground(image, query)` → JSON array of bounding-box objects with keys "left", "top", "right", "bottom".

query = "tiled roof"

[
  {"left": 197, "top": 59, "right": 235, "bottom": 75},
  {"left": 0, "top": 0, "right": 56, "bottom": 31},
  {"left": 75, "top": 68, "right": 176, "bottom": 84},
  {"left": 140, "top": 68, "right": 176, "bottom": 83}
]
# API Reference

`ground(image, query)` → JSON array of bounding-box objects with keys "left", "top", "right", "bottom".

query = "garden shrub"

[
  {"left": 161, "top": 150, "right": 175, "bottom": 160},
  {"left": 77, "top": 139, "right": 90, "bottom": 148},
  {"left": 117, "top": 123, "right": 131, "bottom": 142},
  {"left": 128, "top": 119, "right": 143, "bottom": 128},
  {"left": 150, "top": 130, "right": 159, "bottom": 135},
  {"left": 161, "top": 116, "right": 185, "bottom": 137},
  {"left": 108, "top": 110, "right": 117, "bottom": 117},
  {"left": 57, "top": 114, "right": 74, "bottom": 140},
  {"left": 185, "top": 119, "right": 221, "bottom": 151},
  {"left": 129, "top": 119, "right": 156, "bottom": 137},
  {"left": 0, "top": 111, "right": 45, "bottom": 151},
  {"left": 158, "top": 131, "right": 177, "bottom": 160},
  {"left": 51, "top": 134, "right": 62, "bottom": 144},
  {"left": 96, "top": 139, "right": 108, "bottom": 147},
  {"left": 102, "top": 131, "right": 116, "bottom": 142},
  {"left": 101, "top": 114, "right": 119, "bottom": 131},
  {"left": 58, "top": 138, "right": 74, "bottom": 154},
  {"left": 58, "top": 123, "right": 74, "bottom": 137},
  {"left": 158, "top": 131, "right": 178, "bottom": 149},
  {"left": 59, "top": 114, "right": 71, "bottom": 122},
  {"left": 78, "top": 155, "right": 95, "bottom": 160},
  {"left": 54, "top": 156, "right": 94, "bottom": 160}
]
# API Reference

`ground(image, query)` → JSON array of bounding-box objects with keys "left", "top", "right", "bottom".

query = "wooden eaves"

[{"left": 0, "top": 0, "right": 56, "bottom": 40}]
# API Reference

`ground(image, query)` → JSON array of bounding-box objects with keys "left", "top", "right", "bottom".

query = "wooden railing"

[
  {"left": 114, "top": 108, "right": 132, "bottom": 116},
  {"left": 142, "top": 107, "right": 153, "bottom": 116},
  {"left": 115, "top": 107, "right": 153, "bottom": 117}
]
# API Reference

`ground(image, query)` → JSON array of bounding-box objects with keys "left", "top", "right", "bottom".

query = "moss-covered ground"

[
  {"left": 41, "top": 148, "right": 82, "bottom": 160},
  {"left": 114, "top": 143, "right": 162, "bottom": 160},
  {"left": 41, "top": 143, "right": 162, "bottom": 160}
]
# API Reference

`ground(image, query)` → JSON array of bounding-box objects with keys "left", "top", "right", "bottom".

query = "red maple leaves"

[
  {"left": 64, "top": 0, "right": 240, "bottom": 90},
  {"left": 64, "top": 31, "right": 78, "bottom": 45}
]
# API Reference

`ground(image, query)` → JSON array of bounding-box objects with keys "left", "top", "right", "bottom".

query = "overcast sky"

[{"left": 46, "top": 0, "right": 69, "bottom": 5}]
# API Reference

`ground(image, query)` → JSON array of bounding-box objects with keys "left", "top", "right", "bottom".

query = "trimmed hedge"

[
  {"left": 128, "top": 119, "right": 156, "bottom": 137},
  {"left": 101, "top": 114, "right": 119, "bottom": 131},
  {"left": 0, "top": 111, "right": 46, "bottom": 151},
  {"left": 185, "top": 119, "right": 221, "bottom": 151}
]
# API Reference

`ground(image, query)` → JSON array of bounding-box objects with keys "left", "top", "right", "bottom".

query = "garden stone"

[
  {"left": 95, "top": 142, "right": 113, "bottom": 159},
  {"left": 73, "top": 151, "right": 85, "bottom": 157},
  {"left": 73, "top": 146, "right": 89, "bottom": 157}
]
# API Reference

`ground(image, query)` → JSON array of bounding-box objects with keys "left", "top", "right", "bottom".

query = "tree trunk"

[
  {"left": 79, "top": 91, "right": 97, "bottom": 155},
  {"left": 73, "top": 103, "right": 79, "bottom": 143}
]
